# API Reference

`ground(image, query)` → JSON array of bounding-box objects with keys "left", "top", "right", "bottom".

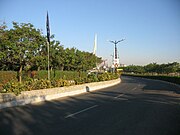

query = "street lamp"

[{"left": 109, "top": 39, "right": 125, "bottom": 68}]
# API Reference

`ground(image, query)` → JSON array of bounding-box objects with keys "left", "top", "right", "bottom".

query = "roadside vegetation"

[
  {"left": 121, "top": 62, "right": 180, "bottom": 85},
  {"left": 0, "top": 22, "right": 119, "bottom": 95},
  {"left": 0, "top": 22, "right": 102, "bottom": 82},
  {"left": 0, "top": 71, "right": 119, "bottom": 95}
]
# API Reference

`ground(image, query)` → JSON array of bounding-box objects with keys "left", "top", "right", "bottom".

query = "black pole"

[
  {"left": 115, "top": 42, "right": 117, "bottom": 59},
  {"left": 46, "top": 12, "right": 50, "bottom": 80}
]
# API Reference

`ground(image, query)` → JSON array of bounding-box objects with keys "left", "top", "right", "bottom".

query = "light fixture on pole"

[{"left": 109, "top": 39, "right": 125, "bottom": 68}]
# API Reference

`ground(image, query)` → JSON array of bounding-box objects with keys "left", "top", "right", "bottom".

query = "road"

[{"left": 0, "top": 76, "right": 180, "bottom": 135}]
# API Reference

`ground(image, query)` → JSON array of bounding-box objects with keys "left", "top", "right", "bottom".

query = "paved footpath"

[{"left": 0, "top": 76, "right": 180, "bottom": 135}]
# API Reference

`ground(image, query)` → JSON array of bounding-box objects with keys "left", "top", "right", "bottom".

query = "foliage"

[
  {"left": 0, "top": 22, "right": 45, "bottom": 82},
  {"left": 74, "top": 77, "right": 86, "bottom": 85},
  {"left": 1, "top": 72, "right": 119, "bottom": 95},
  {"left": 2, "top": 81, "right": 29, "bottom": 95},
  {"left": 98, "top": 73, "right": 119, "bottom": 81},
  {"left": 86, "top": 73, "right": 99, "bottom": 83},
  {"left": 51, "top": 79, "right": 75, "bottom": 87},
  {"left": 36, "top": 70, "right": 87, "bottom": 80},
  {"left": 0, "top": 22, "right": 102, "bottom": 82},
  {"left": 122, "top": 74, "right": 180, "bottom": 85},
  {"left": 123, "top": 62, "right": 180, "bottom": 75},
  {"left": 0, "top": 71, "right": 17, "bottom": 90},
  {"left": 122, "top": 65, "right": 145, "bottom": 74}
]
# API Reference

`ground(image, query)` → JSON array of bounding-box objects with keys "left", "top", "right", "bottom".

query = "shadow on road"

[
  {"left": 122, "top": 76, "right": 180, "bottom": 94},
  {"left": 0, "top": 76, "right": 180, "bottom": 135}
]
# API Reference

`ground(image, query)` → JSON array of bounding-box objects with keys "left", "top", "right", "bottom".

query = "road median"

[{"left": 0, "top": 78, "right": 121, "bottom": 109}]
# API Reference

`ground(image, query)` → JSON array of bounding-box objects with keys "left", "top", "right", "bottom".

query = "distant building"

[{"left": 119, "top": 64, "right": 127, "bottom": 67}]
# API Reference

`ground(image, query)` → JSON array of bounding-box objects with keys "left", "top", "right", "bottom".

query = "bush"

[
  {"left": 98, "top": 73, "right": 119, "bottom": 81},
  {"left": 122, "top": 73, "right": 180, "bottom": 85},
  {"left": 86, "top": 73, "right": 99, "bottom": 83},
  {"left": 1, "top": 71, "right": 119, "bottom": 95},
  {"left": 52, "top": 79, "right": 75, "bottom": 87},
  {"left": 36, "top": 70, "right": 87, "bottom": 80},
  {"left": 0, "top": 71, "right": 17, "bottom": 90},
  {"left": 2, "top": 81, "right": 29, "bottom": 96},
  {"left": 32, "top": 79, "right": 52, "bottom": 89},
  {"left": 51, "top": 79, "right": 64, "bottom": 87},
  {"left": 74, "top": 77, "right": 86, "bottom": 85}
]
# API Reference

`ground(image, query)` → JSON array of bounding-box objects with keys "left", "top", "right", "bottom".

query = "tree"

[
  {"left": 1, "top": 21, "right": 103, "bottom": 79},
  {"left": 0, "top": 22, "right": 10, "bottom": 70},
  {"left": 0, "top": 22, "right": 45, "bottom": 82},
  {"left": 144, "top": 63, "right": 159, "bottom": 74},
  {"left": 163, "top": 62, "right": 180, "bottom": 74},
  {"left": 49, "top": 39, "right": 65, "bottom": 77},
  {"left": 123, "top": 65, "right": 145, "bottom": 74}
]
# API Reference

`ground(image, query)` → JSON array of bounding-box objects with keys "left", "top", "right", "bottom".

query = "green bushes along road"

[
  {"left": 0, "top": 71, "right": 119, "bottom": 95},
  {"left": 122, "top": 73, "right": 180, "bottom": 85}
]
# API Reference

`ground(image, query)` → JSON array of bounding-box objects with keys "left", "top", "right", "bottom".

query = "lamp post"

[{"left": 109, "top": 39, "right": 125, "bottom": 69}]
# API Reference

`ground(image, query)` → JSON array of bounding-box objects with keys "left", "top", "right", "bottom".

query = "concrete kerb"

[{"left": 0, "top": 78, "right": 121, "bottom": 110}]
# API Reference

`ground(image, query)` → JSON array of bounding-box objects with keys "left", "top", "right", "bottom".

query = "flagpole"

[
  {"left": 46, "top": 11, "right": 50, "bottom": 80},
  {"left": 47, "top": 41, "right": 50, "bottom": 80}
]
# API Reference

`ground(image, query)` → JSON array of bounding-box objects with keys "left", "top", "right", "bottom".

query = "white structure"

[{"left": 93, "top": 34, "right": 97, "bottom": 55}]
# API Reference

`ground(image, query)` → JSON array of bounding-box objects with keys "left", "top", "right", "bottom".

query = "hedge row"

[
  {"left": 33, "top": 70, "right": 87, "bottom": 80},
  {"left": 122, "top": 73, "right": 180, "bottom": 85},
  {"left": 1, "top": 72, "right": 119, "bottom": 95},
  {"left": 0, "top": 70, "right": 86, "bottom": 89}
]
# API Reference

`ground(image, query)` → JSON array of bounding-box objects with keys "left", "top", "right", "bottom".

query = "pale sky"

[{"left": 0, "top": 0, "right": 180, "bottom": 65}]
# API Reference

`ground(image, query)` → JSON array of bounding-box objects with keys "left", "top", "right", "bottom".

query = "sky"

[{"left": 0, "top": 0, "right": 180, "bottom": 65}]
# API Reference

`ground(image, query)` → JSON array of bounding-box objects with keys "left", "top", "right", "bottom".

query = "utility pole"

[{"left": 109, "top": 39, "right": 125, "bottom": 68}]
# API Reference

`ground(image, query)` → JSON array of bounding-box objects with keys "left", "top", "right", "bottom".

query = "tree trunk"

[
  {"left": 18, "top": 65, "right": 23, "bottom": 83},
  {"left": 60, "top": 66, "right": 64, "bottom": 71},
  {"left": 54, "top": 69, "right": 56, "bottom": 78},
  {"left": 38, "top": 66, "right": 40, "bottom": 71}
]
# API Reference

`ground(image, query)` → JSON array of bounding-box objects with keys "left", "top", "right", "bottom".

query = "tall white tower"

[{"left": 93, "top": 34, "right": 97, "bottom": 55}]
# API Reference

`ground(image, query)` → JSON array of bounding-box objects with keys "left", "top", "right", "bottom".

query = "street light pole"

[{"left": 109, "top": 39, "right": 125, "bottom": 68}]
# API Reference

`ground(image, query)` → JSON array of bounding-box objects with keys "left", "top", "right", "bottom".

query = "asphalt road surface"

[{"left": 0, "top": 76, "right": 180, "bottom": 135}]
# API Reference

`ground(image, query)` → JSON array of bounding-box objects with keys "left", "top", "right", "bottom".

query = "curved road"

[{"left": 0, "top": 76, "right": 180, "bottom": 135}]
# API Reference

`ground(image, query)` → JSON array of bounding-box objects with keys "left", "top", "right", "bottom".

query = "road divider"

[{"left": 0, "top": 78, "right": 121, "bottom": 110}]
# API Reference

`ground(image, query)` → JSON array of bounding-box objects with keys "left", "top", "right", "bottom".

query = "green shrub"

[
  {"left": 74, "top": 77, "right": 85, "bottom": 85},
  {"left": 86, "top": 74, "right": 99, "bottom": 83},
  {"left": 0, "top": 71, "right": 17, "bottom": 90},
  {"left": 36, "top": 70, "right": 87, "bottom": 80},
  {"left": 1, "top": 71, "right": 119, "bottom": 95},
  {"left": 97, "top": 72, "right": 119, "bottom": 81},
  {"left": 2, "top": 81, "right": 28, "bottom": 96},
  {"left": 33, "top": 79, "right": 51, "bottom": 89},
  {"left": 122, "top": 73, "right": 180, "bottom": 85},
  {"left": 51, "top": 79, "right": 64, "bottom": 87}
]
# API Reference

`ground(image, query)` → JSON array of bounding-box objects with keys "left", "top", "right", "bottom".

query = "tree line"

[
  {"left": 123, "top": 62, "right": 180, "bottom": 75},
  {"left": 0, "top": 22, "right": 102, "bottom": 82}
]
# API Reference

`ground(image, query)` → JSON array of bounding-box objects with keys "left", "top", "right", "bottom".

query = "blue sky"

[{"left": 0, "top": 0, "right": 180, "bottom": 65}]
